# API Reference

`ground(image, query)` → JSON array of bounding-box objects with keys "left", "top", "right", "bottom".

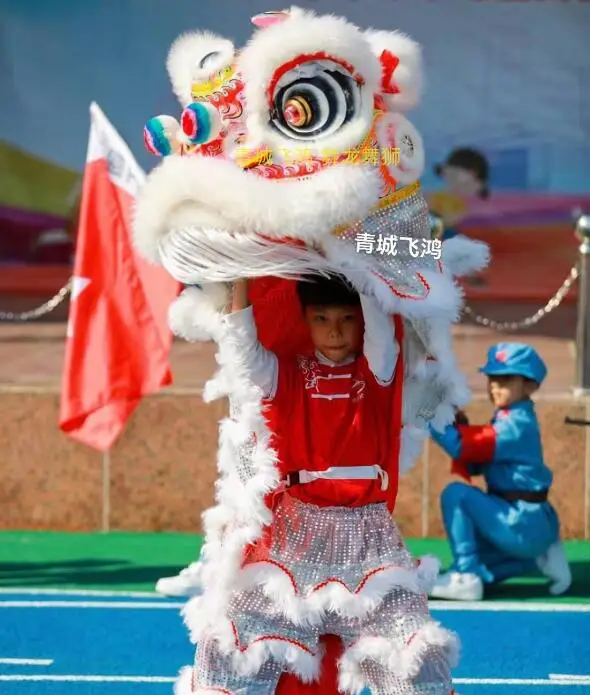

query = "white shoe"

[
  {"left": 155, "top": 561, "right": 203, "bottom": 597},
  {"left": 429, "top": 571, "right": 484, "bottom": 601},
  {"left": 536, "top": 541, "right": 572, "bottom": 596}
]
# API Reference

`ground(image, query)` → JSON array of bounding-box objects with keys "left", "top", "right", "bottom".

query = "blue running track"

[{"left": 0, "top": 591, "right": 589, "bottom": 694}]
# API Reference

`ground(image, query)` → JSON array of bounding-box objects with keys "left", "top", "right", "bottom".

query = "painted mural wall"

[{"left": 1, "top": 0, "right": 589, "bottom": 264}]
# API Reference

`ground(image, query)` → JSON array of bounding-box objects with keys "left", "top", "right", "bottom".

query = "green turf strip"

[{"left": 0, "top": 532, "right": 588, "bottom": 602}]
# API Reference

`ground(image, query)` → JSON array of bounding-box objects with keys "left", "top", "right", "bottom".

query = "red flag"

[{"left": 59, "top": 102, "right": 179, "bottom": 451}]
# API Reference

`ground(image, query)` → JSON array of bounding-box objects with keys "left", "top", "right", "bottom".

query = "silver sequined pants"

[{"left": 191, "top": 496, "right": 457, "bottom": 695}]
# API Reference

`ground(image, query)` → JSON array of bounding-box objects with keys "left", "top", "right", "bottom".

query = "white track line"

[
  {"left": 0, "top": 590, "right": 588, "bottom": 613},
  {"left": 429, "top": 601, "right": 590, "bottom": 613},
  {"left": 0, "top": 659, "right": 53, "bottom": 666},
  {"left": 0, "top": 599, "right": 588, "bottom": 612},
  {"left": 0, "top": 675, "right": 588, "bottom": 686},
  {"left": 550, "top": 675, "right": 590, "bottom": 683},
  {"left": 0, "top": 675, "right": 175, "bottom": 683},
  {"left": 455, "top": 678, "right": 590, "bottom": 686},
  {"left": 0, "top": 601, "right": 183, "bottom": 609},
  {"left": 0, "top": 588, "right": 164, "bottom": 598}
]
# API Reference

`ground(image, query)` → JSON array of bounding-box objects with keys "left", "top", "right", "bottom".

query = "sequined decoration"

[
  {"left": 409, "top": 317, "right": 438, "bottom": 354},
  {"left": 403, "top": 374, "right": 449, "bottom": 426},
  {"left": 244, "top": 495, "right": 434, "bottom": 606},
  {"left": 336, "top": 185, "right": 438, "bottom": 300},
  {"left": 402, "top": 318, "right": 454, "bottom": 425},
  {"left": 194, "top": 497, "right": 456, "bottom": 695},
  {"left": 403, "top": 318, "right": 430, "bottom": 369},
  {"left": 194, "top": 635, "right": 285, "bottom": 694},
  {"left": 228, "top": 397, "right": 258, "bottom": 485}
]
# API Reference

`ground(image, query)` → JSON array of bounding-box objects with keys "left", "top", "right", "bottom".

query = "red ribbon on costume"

[
  {"left": 380, "top": 49, "right": 401, "bottom": 95},
  {"left": 451, "top": 424, "right": 496, "bottom": 482}
]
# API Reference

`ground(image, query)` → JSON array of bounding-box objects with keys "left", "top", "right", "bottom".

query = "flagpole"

[{"left": 102, "top": 450, "right": 111, "bottom": 532}]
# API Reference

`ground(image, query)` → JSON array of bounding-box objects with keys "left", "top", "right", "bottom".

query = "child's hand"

[
  {"left": 454, "top": 409, "right": 470, "bottom": 426},
  {"left": 231, "top": 278, "right": 249, "bottom": 312}
]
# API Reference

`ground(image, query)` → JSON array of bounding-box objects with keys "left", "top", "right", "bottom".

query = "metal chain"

[
  {"left": 0, "top": 280, "right": 71, "bottom": 322},
  {"left": 0, "top": 259, "right": 581, "bottom": 328},
  {"left": 463, "top": 263, "right": 580, "bottom": 331}
]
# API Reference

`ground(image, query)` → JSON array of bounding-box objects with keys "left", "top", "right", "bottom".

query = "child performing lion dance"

[{"left": 133, "top": 7, "right": 489, "bottom": 694}]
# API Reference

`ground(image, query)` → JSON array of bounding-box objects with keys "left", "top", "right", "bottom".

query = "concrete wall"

[
  {"left": 0, "top": 308, "right": 587, "bottom": 538},
  {"left": 1, "top": 388, "right": 587, "bottom": 539}
]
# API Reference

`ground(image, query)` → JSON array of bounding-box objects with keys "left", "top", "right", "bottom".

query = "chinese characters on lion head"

[{"left": 134, "top": 6, "right": 488, "bottom": 443}]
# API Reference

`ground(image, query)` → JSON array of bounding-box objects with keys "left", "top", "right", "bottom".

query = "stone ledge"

[{"left": 0, "top": 392, "right": 587, "bottom": 538}]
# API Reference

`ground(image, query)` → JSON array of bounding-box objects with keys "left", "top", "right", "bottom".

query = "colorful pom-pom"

[
  {"left": 143, "top": 115, "right": 180, "bottom": 157},
  {"left": 181, "top": 103, "right": 222, "bottom": 145}
]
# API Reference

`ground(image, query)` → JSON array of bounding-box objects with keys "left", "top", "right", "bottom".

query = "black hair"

[
  {"left": 296, "top": 273, "right": 361, "bottom": 309},
  {"left": 489, "top": 373, "right": 539, "bottom": 387},
  {"left": 434, "top": 147, "right": 490, "bottom": 199}
]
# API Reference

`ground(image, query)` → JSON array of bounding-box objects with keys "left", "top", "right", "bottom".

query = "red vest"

[{"left": 263, "top": 316, "right": 404, "bottom": 511}]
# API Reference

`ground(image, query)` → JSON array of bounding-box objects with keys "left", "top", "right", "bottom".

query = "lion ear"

[
  {"left": 364, "top": 29, "right": 422, "bottom": 112},
  {"left": 166, "top": 31, "right": 236, "bottom": 106}
]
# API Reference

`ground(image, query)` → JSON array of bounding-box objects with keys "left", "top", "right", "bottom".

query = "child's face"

[
  {"left": 487, "top": 375, "right": 537, "bottom": 409},
  {"left": 304, "top": 304, "right": 363, "bottom": 364},
  {"left": 441, "top": 165, "right": 483, "bottom": 197}
]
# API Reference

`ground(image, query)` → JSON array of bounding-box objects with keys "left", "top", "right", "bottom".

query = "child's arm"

[
  {"left": 430, "top": 421, "right": 496, "bottom": 481},
  {"left": 360, "top": 294, "right": 399, "bottom": 385},
  {"left": 431, "top": 407, "right": 533, "bottom": 482},
  {"left": 447, "top": 412, "right": 528, "bottom": 466},
  {"left": 221, "top": 279, "right": 279, "bottom": 398}
]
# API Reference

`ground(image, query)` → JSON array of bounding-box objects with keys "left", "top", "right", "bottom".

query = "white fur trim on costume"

[
  {"left": 364, "top": 29, "right": 422, "bottom": 111},
  {"left": 238, "top": 8, "right": 380, "bottom": 154},
  {"left": 234, "top": 555, "right": 440, "bottom": 626},
  {"left": 402, "top": 622, "right": 461, "bottom": 678},
  {"left": 190, "top": 620, "right": 323, "bottom": 683},
  {"left": 399, "top": 424, "right": 429, "bottom": 475},
  {"left": 173, "top": 666, "right": 194, "bottom": 695},
  {"left": 420, "top": 320, "right": 471, "bottom": 416},
  {"left": 168, "top": 284, "right": 228, "bottom": 342},
  {"left": 338, "top": 622, "right": 460, "bottom": 695},
  {"left": 132, "top": 155, "right": 382, "bottom": 264},
  {"left": 398, "top": 313, "right": 472, "bottom": 470},
  {"left": 180, "top": 308, "right": 285, "bottom": 643},
  {"left": 375, "top": 113, "right": 425, "bottom": 185},
  {"left": 442, "top": 235, "right": 490, "bottom": 278},
  {"left": 167, "top": 31, "right": 236, "bottom": 106}
]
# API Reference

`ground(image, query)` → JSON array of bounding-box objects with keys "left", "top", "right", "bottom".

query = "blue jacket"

[{"left": 431, "top": 399, "right": 553, "bottom": 492}]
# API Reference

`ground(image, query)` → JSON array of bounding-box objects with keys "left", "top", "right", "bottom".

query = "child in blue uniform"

[{"left": 428, "top": 342, "right": 571, "bottom": 601}]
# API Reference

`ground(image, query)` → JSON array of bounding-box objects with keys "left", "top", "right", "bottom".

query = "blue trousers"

[{"left": 440, "top": 482, "right": 560, "bottom": 583}]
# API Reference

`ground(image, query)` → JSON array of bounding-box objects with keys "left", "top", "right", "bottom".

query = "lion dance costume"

[{"left": 133, "top": 7, "right": 489, "bottom": 695}]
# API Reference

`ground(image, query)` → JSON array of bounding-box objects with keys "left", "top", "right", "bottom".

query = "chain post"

[{"left": 574, "top": 214, "right": 590, "bottom": 397}]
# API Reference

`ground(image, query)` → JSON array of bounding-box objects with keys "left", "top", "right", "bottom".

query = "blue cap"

[{"left": 479, "top": 342, "right": 547, "bottom": 385}]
